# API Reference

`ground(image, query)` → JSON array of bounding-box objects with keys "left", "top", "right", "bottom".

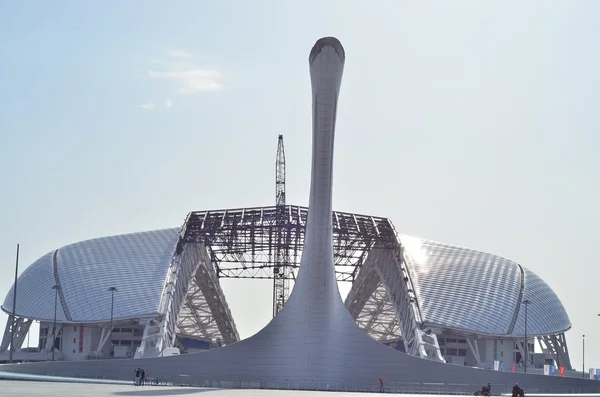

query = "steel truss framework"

[
  {"left": 0, "top": 315, "right": 32, "bottom": 354},
  {"left": 173, "top": 205, "right": 571, "bottom": 367},
  {"left": 178, "top": 205, "right": 398, "bottom": 282},
  {"left": 353, "top": 283, "right": 401, "bottom": 343},
  {"left": 172, "top": 205, "right": 400, "bottom": 352},
  {"left": 345, "top": 248, "right": 445, "bottom": 362},
  {"left": 273, "top": 135, "right": 289, "bottom": 317},
  {"left": 177, "top": 243, "right": 239, "bottom": 345},
  {"left": 136, "top": 242, "right": 200, "bottom": 358},
  {"left": 137, "top": 241, "right": 239, "bottom": 358},
  {"left": 175, "top": 205, "right": 440, "bottom": 359},
  {"left": 540, "top": 333, "right": 573, "bottom": 370}
]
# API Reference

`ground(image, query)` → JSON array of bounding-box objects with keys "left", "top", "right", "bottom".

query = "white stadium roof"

[
  {"left": 1, "top": 228, "right": 180, "bottom": 323},
  {"left": 401, "top": 235, "right": 571, "bottom": 337},
  {"left": 2, "top": 228, "right": 570, "bottom": 338}
]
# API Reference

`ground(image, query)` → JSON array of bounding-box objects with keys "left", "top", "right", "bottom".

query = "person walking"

[
  {"left": 378, "top": 377, "right": 384, "bottom": 393},
  {"left": 139, "top": 368, "right": 146, "bottom": 386},
  {"left": 134, "top": 368, "right": 140, "bottom": 386}
]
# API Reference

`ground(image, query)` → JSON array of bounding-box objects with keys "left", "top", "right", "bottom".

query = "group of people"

[
  {"left": 476, "top": 382, "right": 524, "bottom": 397},
  {"left": 134, "top": 368, "right": 146, "bottom": 386}
]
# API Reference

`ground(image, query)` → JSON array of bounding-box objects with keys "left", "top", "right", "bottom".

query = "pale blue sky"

[{"left": 1, "top": 0, "right": 599, "bottom": 369}]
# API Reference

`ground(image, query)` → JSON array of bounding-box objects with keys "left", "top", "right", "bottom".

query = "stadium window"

[
  {"left": 73, "top": 349, "right": 75, "bottom": 353},
  {"left": 440, "top": 348, "right": 445, "bottom": 355},
  {"left": 458, "top": 349, "right": 467, "bottom": 357},
  {"left": 501, "top": 351, "right": 504, "bottom": 357},
  {"left": 74, "top": 327, "right": 76, "bottom": 332},
  {"left": 457, "top": 339, "right": 467, "bottom": 344},
  {"left": 73, "top": 338, "right": 76, "bottom": 343},
  {"left": 438, "top": 339, "right": 445, "bottom": 346},
  {"left": 446, "top": 338, "right": 457, "bottom": 343},
  {"left": 447, "top": 348, "right": 457, "bottom": 356}
]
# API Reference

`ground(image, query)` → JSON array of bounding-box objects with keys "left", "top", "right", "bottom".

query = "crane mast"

[{"left": 273, "top": 135, "right": 289, "bottom": 317}]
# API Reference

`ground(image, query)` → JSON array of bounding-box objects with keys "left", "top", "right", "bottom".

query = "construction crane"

[{"left": 273, "top": 135, "right": 290, "bottom": 317}]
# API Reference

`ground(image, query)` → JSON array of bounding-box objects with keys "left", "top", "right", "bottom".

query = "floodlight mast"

[
  {"left": 273, "top": 134, "right": 290, "bottom": 317},
  {"left": 8, "top": 243, "right": 19, "bottom": 363}
]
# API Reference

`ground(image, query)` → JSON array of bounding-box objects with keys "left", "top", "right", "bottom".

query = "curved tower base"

[{"left": 0, "top": 37, "right": 598, "bottom": 394}]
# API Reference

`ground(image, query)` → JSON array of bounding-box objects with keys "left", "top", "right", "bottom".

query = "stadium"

[
  {"left": 0, "top": 36, "right": 591, "bottom": 392},
  {"left": 0, "top": 205, "right": 573, "bottom": 373}
]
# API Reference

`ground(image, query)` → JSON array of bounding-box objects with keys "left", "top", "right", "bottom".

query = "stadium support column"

[
  {"left": 8, "top": 243, "right": 19, "bottom": 363},
  {"left": 466, "top": 338, "right": 482, "bottom": 367},
  {"left": 1, "top": 317, "right": 32, "bottom": 356},
  {"left": 273, "top": 134, "right": 290, "bottom": 317}
]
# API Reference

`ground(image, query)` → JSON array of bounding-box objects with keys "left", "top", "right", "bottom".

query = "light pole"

[
  {"left": 108, "top": 287, "right": 118, "bottom": 358},
  {"left": 523, "top": 299, "right": 530, "bottom": 373},
  {"left": 108, "top": 287, "right": 118, "bottom": 330},
  {"left": 9, "top": 243, "right": 19, "bottom": 364},
  {"left": 51, "top": 285, "right": 60, "bottom": 361},
  {"left": 582, "top": 334, "right": 585, "bottom": 378}
]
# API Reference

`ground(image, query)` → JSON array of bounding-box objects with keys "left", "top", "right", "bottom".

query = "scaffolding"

[{"left": 179, "top": 206, "right": 398, "bottom": 283}]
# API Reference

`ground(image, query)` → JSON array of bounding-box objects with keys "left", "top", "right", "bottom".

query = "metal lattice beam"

[
  {"left": 540, "top": 333, "right": 573, "bottom": 370},
  {"left": 178, "top": 278, "right": 222, "bottom": 341},
  {"left": 354, "top": 283, "right": 401, "bottom": 342},
  {"left": 346, "top": 248, "right": 445, "bottom": 362},
  {"left": 175, "top": 242, "right": 239, "bottom": 346},
  {"left": 273, "top": 135, "right": 290, "bottom": 317},
  {"left": 0, "top": 316, "right": 32, "bottom": 353},
  {"left": 179, "top": 205, "right": 397, "bottom": 283}
]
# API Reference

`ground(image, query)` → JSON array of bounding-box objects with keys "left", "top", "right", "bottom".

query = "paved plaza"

[
  {"left": 0, "top": 380, "right": 383, "bottom": 397},
  {"left": 5, "top": 379, "right": 600, "bottom": 397}
]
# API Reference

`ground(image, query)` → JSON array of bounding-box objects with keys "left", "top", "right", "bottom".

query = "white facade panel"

[
  {"left": 401, "top": 236, "right": 521, "bottom": 335},
  {"left": 59, "top": 325, "right": 87, "bottom": 361},
  {"left": 2, "top": 228, "right": 180, "bottom": 322},
  {"left": 400, "top": 235, "right": 570, "bottom": 337},
  {"left": 55, "top": 228, "right": 179, "bottom": 323},
  {"left": 512, "top": 267, "right": 571, "bottom": 336},
  {"left": 2, "top": 252, "right": 67, "bottom": 322}
]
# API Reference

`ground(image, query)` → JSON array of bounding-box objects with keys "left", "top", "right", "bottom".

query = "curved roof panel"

[
  {"left": 2, "top": 251, "right": 68, "bottom": 322},
  {"left": 511, "top": 267, "right": 571, "bottom": 336},
  {"left": 399, "top": 235, "right": 570, "bottom": 336},
  {"left": 2, "top": 228, "right": 180, "bottom": 323}
]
